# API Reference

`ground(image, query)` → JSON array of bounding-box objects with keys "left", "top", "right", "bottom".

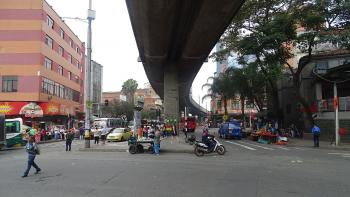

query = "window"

[
  {"left": 68, "top": 54, "right": 72, "bottom": 64},
  {"left": 41, "top": 78, "right": 54, "bottom": 95},
  {"left": 75, "top": 60, "right": 79, "bottom": 69},
  {"left": 315, "top": 61, "right": 328, "bottom": 74},
  {"left": 58, "top": 65, "right": 63, "bottom": 76},
  {"left": 76, "top": 46, "right": 80, "bottom": 54},
  {"left": 47, "top": 15, "right": 54, "bottom": 29},
  {"left": 68, "top": 71, "right": 71, "bottom": 80},
  {"left": 54, "top": 82, "right": 59, "bottom": 97},
  {"left": 45, "top": 35, "right": 53, "bottom": 49},
  {"left": 231, "top": 100, "right": 240, "bottom": 110},
  {"left": 245, "top": 100, "right": 254, "bottom": 109},
  {"left": 58, "top": 46, "right": 64, "bottom": 56},
  {"left": 59, "top": 28, "right": 64, "bottom": 39},
  {"left": 59, "top": 84, "right": 64, "bottom": 98},
  {"left": 69, "top": 39, "right": 73, "bottom": 48},
  {"left": 2, "top": 76, "right": 18, "bottom": 92},
  {"left": 44, "top": 57, "right": 52, "bottom": 70},
  {"left": 217, "top": 100, "right": 222, "bottom": 109}
]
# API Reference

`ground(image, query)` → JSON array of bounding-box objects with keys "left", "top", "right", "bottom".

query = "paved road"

[{"left": 1, "top": 137, "right": 350, "bottom": 197}]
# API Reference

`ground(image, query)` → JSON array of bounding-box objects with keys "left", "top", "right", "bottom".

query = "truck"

[{"left": 0, "top": 115, "right": 5, "bottom": 149}]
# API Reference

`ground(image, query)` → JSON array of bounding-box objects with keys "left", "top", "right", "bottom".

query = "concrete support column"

[{"left": 164, "top": 66, "right": 179, "bottom": 122}]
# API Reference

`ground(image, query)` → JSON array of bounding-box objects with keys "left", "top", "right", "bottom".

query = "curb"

[
  {"left": 37, "top": 139, "right": 64, "bottom": 144},
  {"left": 78, "top": 147, "right": 194, "bottom": 154},
  {"left": 287, "top": 144, "right": 350, "bottom": 151}
]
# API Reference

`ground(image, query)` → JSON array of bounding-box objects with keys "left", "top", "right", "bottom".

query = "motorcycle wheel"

[
  {"left": 216, "top": 145, "right": 226, "bottom": 155},
  {"left": 129, "top": 145, "right": 137, "bottom": 154},
  {"left": 189, "top": 141, "right": 194, "bottom": 145},
  {"left": 194, "top": 146, "right": 204, "bottom": 157}
]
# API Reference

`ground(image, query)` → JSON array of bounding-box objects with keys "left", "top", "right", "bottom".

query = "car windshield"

[{"left": 111, "top": 128, "right": 124, "bottom": 133}]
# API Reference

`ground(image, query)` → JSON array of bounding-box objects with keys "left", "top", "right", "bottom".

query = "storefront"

[{"left": 0, "top": 101, "right": 77, "bottom": 130}]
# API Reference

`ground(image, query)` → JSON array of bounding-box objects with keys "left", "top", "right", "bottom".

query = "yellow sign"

[
  {"left": 223, "top": 114, "right": 228, "bottom": 121},
  {"left": 86, "top": 101, "right": 93, "bottom": 109}
]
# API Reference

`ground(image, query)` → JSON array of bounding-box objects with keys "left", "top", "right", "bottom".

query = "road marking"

[
  {"left": 328, "top": 153, "right": 350, "bottom": 155},
  {"left": 239, "top": 141, "right": 274, "bottom": 150},
  {"left": 225, "top": 141, "right": 256, "bottom": 150},
  {"left": 274, "top": 146, "right": 290, "bottom": 150}
]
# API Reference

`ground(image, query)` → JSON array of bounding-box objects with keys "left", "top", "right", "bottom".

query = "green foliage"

[
  {"left": 101, "top": 99, "right": 134, "bottom": 120},
  {"left": 121, "top": 79, "right": 138, "bottom": 104},
  {"left": 141, "top": 108, "right": 158, "bottom": 120}
]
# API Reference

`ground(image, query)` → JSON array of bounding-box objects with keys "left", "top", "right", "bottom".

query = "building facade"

[
  {"left": 102, "top": 86, "right": 162, "bottom": 109},
  {"left": 91, "top": 60, "right": 103, "bottom": 116},
  {"left": 0, "top": 0, "right": 85, "bottom": 128}
]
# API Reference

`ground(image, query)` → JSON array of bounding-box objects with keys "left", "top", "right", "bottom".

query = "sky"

[{"left": 47, "top": 0, "right": 216, "bottom": 109}]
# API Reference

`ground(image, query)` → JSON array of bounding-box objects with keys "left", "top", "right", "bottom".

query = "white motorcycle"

[{"left": 194, "top": 135, "right": 226, "bottom": 157}]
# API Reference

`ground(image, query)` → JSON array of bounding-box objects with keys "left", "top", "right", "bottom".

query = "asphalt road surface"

[{"left": 1, "top": 137, "right": 350, "bottom": 197}]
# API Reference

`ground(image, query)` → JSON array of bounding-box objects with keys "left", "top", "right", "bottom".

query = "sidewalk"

[
  {"left": 79, "top": 136, "right": 194, "bottom": 154},
  {"left": 287, "top": 138, "right": 350, "bottom": 151},
  {"left": 1, "top": 139, "right": 64, "bottom": 151}
]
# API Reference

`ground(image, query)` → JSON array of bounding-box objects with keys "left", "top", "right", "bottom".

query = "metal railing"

[{"left": 317, "top": 97, "right": 350, "bottom": 112}]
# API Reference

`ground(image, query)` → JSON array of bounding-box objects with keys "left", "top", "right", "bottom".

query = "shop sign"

[
  {"left": 0, "top": 102, "right": 28, "bottom": 115},
  {"left": 19, "top": 102, "right": 43, "bottom": 118}
]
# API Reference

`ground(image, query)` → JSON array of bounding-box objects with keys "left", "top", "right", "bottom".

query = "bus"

[
  {"left": 5, "top": 118, "right": 25, "bottom": 147},
  {"left": 91, "top": 118, "right": 126, "bottom": 138},
  {"left": 0, "top": 115, "right": 5, "bottom": 149}
]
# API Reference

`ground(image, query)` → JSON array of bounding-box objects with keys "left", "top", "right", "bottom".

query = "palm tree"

[
  {"left": 121, "top": 79, "right": 138, "bottom": 105},
  {"left": 202, "top": 72, "right": 234, "bottom": 116}
]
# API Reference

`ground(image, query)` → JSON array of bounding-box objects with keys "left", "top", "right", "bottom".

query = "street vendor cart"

[{"left": 128, "top": 136, "right": 154, "bottom": 154}]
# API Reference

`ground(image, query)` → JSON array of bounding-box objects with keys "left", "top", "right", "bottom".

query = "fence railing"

[{"left": 317, "top": 97, "right": 350, "bottom": 112}]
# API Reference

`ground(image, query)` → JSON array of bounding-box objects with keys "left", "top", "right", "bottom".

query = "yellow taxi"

[{"left": 107, "top": 128, "right": 131, "bottom": 142}]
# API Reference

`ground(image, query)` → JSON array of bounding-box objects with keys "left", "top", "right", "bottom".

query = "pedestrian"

[
  {"left": 66, "top": 129, "right": 74, "bottom": 151},
  {"left": 311, "top": 124, "right": 320, "bottom": 147},
  {"left": 94, "top": 127, "right": 101, "bottom": 144},
  {"left": 79, "top": 126, "right": 84, "bottom": 140},
  {"left": 153, "top": 129, "right": 161, "bottom": 156},
  {"left": 101, "top": 127, "right": 108, "bottom": 145},
  {"left": 183, "top": 122, "right": 188, "bottom": 139},
  {"left": 22, "top": 136, "right": 41, "bottom": 177}
]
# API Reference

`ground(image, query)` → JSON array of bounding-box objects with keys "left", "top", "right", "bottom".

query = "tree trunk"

[
  {"left": 240, "top": 96, "right": 245, "bottom": 128},
  {"left": 223, "top": 96, "right": 228, "bottom": 116},
  {"left": 293, "top": 77, "right": 314, "bottom": 130}
]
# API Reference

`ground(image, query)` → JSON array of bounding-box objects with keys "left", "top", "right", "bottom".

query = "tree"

[
  {"left": 202, "top": 72, "right": 235, "bottom": 116},
  {"left": 121, "top": 79, "right": 138, "bottom": 105},
  {"left": 284, "top": 0, "right": 350, "bottom": 128}
]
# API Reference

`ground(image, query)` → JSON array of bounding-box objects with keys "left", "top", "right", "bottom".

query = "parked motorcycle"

[{"left": 194, "top": 136, "right": 226, "bottom": 156}]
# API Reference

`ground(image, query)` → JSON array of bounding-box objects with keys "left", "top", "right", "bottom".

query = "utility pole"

[{"left": 84, "top": 0, "right": 96, "bottom": 148}]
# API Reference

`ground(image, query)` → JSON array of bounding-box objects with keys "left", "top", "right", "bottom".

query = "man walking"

[
  {"left": 66, "top": 129, "right": 74, "bottom": 151},
  {"left": 312, "top": 124, "right": 321, "bottom": 147},
  {"left": 79, "top": 126, "right": 84, "bottom": 140},
  {"left": 22, "top": 137, "right": 41, "bottom": 177}
]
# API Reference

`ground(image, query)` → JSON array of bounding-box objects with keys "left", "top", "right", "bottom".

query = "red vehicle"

[{"left": 180, "top": 117, "right": 197, "bottom": 132}]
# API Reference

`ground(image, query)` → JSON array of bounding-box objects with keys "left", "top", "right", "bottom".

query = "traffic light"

[{"left": 104, "top": 99, "right": 109, "bottom": 106}]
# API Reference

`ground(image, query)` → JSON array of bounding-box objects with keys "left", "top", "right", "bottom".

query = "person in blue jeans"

[
  {"left": 311, "top": 124, "right": 321, "bottom": 147},
  {"left": 22, "top": 137, "right": 41, "bottom": 177},
  {"left": 153, "top": 130, "right": 161, "bottom": 155}
]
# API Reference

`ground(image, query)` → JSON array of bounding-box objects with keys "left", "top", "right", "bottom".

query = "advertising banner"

[{"left": 0, "top": 102, "right": 74, "bottom": 116}]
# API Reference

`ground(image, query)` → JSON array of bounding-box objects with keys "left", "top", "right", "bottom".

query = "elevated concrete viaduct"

[{"left": 125, "top": 0, "right": 245, "bottom": 120}]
